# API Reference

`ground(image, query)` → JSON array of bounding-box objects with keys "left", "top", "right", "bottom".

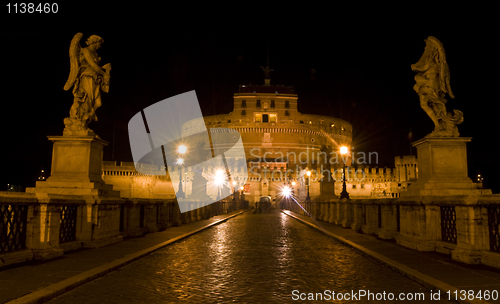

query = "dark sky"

[{"left": 2, "top": 8, "right": 498, "bottom": 191}]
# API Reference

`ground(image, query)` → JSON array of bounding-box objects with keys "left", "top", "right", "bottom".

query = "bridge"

[
  {"left": 2, "top": 32, "right": 500, "bottom": 304},
  {"left": 1, "top": 192, "right": 500, "bottom": 303}
]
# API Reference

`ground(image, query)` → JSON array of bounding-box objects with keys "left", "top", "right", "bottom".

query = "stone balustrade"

[
  {"left": 283, "top": 197, "right": 500, "bottom": 269},
  {"left": 0, "top": 191, "right": 248, "bottom": 269}
]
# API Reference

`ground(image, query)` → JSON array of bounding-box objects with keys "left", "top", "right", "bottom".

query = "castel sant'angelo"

[{"left": 102, "top": 71, "right": 417, "bottom": 205}]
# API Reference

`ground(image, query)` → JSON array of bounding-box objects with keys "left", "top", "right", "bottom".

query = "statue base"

[
  {"left": 26, "top": 136, "right": 120, "bottom": 197},
  {"left": 401, "top": 137, "right": 491, "bottom": 197},
  {"left": 63, "top": 117, "right": 99, "bottom": 137},
  {"left": 315, "top": 180, "right": 337, "bottom": 200}
]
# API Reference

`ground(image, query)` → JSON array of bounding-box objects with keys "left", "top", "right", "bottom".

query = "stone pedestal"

[
  {"left": 317, "top": 180, "right": 336, "bottom": 199},
  {"left": 401, "top": 137, "right": 491, "bottom": 197},
  {"left": 26, "top": 136, "right": 120, "bottom": 197}
]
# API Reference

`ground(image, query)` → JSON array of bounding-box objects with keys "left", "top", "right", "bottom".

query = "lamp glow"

[
  {"left": 177, "top": 144, "right": 187, "bottom": 154},
  {"left": 340, "top": 146, "right": 348, "bottom": 155},
  {"left": 214, "top": 169, "right": 226, "bottom": 186},
  {"left": 281, "top": 185, "right": 292, "bottom": 198}
]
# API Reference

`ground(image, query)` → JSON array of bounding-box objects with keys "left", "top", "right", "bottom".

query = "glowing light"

[
  {"left": 176, "top": 158, "right": 184, "bottom": 165},
  {"left": 232, "top": 181, "right": 237, "bottom": 186},
  {"left": 281, "top": 185, "right": 292, "bottom": 198},
  {"left": 214, "top": 169, "right": 226, "bottom": 186},
  {"left": 177, "top": 144, "right": 187, "bottom": 154},
  {"left": 291, "top": 181, "right": 296, "bottom": 187},
  {"left": 306, "top": 170, "right": 311, "bottom": 177},
  {"left": 340, "top": 146, "right": 348, "bottom": 155}
]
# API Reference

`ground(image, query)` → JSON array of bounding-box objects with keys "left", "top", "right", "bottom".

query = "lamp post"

[
  {"left": 340, "top": 146, "right": 350, "bottom": 199},
  {"left": 306, "top": 170, "right": 311, "bottom": 202},
  {"left": 177, "top": 145, "right": 187, "bottom": 199},
  {"left": 232, "top": 181, "right": 237, "bottom": 201},
  {"left": 215, "top": 169, "right": 225, "bottom": 201}
]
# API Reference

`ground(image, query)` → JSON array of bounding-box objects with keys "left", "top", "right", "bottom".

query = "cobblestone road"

[{"left": 48, "top": 210, "right": 453, "bottom": 303}]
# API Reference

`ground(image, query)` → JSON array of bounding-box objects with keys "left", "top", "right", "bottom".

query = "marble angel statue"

[
  {"left": 411, "top": 36, "right": 463, "bottom": 137},
  {"left": 63, "top": 33, "right": 111, "bottom": 136}
]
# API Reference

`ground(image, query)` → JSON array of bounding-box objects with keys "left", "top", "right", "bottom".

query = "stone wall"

[
  {"left": 0, "top": 191, "right": 247, "bottom": 269},
  {"left": 286, "top": 196, "right": 500, "bottom": 269}
]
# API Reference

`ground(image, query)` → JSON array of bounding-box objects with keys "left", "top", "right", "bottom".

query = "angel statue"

[
  {"left": 63, "top": 33, "right": 111, "bottom": 136},
  {"left": 411, "top": 36, "right": 463, "bottom": 137}
]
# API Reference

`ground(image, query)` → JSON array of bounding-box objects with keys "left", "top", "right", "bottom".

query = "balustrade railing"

[
  {"left": 281, "top": 197, "right": 500, "bottom": 269},
  {"left": 440, "top": 206, "right": 457, "bottom": 244},
  {"left": 488, "top": 205, "right": 500, "bottom": 251},
  {"left": 0, "top": 204, "right": 28, "bottom": 253},
  {"left": 60, "top": 205, "right": 78, "bottom": 243}
]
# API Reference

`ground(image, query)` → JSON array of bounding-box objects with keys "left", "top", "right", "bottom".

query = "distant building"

[{"left": 103, "top": 77, "right": 418, "bottom": 203}]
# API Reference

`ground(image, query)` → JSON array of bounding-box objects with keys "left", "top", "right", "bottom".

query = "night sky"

[{"left": 2, "top": 8, "right": 498, "bottom": 192}]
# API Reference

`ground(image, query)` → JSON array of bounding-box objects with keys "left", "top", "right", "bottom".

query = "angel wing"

[
  {"left": 63, "top": 33, "right": 83, "bottom": 91},
  {"left": 431, "top": 37, "right": 455, "bottom": 99},
  {"left": 427, "top": 36, "right": 455, "bottom": 100}
]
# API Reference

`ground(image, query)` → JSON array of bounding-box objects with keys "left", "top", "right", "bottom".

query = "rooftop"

[{"left": 238, "top": 84, "right": 295, "bottom": 94}]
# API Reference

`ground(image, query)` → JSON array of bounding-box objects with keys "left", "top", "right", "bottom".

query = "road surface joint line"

[
  {"left": 5, "top": 210, "right": 247, "bottom": 304},
  {"left": 282, "top": 210, "right": 492, "bottom": 304}
]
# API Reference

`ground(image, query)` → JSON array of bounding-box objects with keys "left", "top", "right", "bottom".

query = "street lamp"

[
  {"left": 177, "top": 145, "right": 187, "bottom": 199},
  {"left": 306, "top": 170, "right": 311, "bottom": 202},
  {"left": 214, "top": 169, "right": 225, "bottom": 201},
  {"left": 340, "top": 146, "right": 350, "bottom": 199},
  {"left": 232, "top": 180, "right": 237, "bottom": 201}
]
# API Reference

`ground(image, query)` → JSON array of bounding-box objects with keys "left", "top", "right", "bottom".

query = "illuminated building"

[{"left": 102, "top": 76, "right": 418, "bottom": 204}]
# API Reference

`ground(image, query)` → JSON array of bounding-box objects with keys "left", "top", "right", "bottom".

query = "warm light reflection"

[
  {"left": 176, "top": 158, "right": 184, "bottom": 165},
  {"left": 281, "top": 185, "right": 292, "bottom": 198},
  {"left": 340, "top": 146, "right": 348, "bottom": 155},
  {"left": 205, "top": 167, "right": 231, "bottom": 199},
  {"left": 214, "top": 169, "right": 226, "bottom": 186},
  {"left": 177, "top": 144, "right": 187, "bottom": 154}
]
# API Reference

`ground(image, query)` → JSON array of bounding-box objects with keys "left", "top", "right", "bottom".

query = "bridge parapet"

[
  {"left": 0, "top": 191, "right": 247, "bottom": 269},
  {"left": 283, "top": 196, "right": 500, "bottom": 270}
]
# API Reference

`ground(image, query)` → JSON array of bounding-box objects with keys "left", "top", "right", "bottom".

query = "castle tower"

[{"left": 395, "top": 155, "right": 418, "bottom": 183}]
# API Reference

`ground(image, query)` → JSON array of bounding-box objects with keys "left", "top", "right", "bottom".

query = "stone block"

[
  {"left": 26, "top": 136, "right": 120, "bottom": 197},
  {"left": 0, "top": 250, "right": 33, "bottom": 268},
  {"left": 402, "top": 137, "right": 491, "bottom": 197},
  {"left": 32, "top": 247, "right": 64, "bottom": 260}
]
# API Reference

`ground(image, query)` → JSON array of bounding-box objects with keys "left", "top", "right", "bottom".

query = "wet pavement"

[{"left": 46, "top": 210, "right": 453, "bottom": 303}]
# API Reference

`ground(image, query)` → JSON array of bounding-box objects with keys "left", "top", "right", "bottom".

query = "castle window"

[
  {"left": 269, "top": 114, "right": 276, "bottom": 123},
  {"left": 241, "top": 110, "right": 246, "bottom": 116},
  {"left": 285, "top": 111, "right": 290, "bottom": 116},
  {"left": 227, "top": 120, "right": 231, "bottom": 123},
  {"left": 255, "top": 113, "right": 262, "bottom": 122},
  {"left": 300, "top": 120, "right": 304, "bottom": 124},
  {"left": 271, "top": 100, "right": 275, "bottom": 108},
  {"left": 262, "top": 114, "right": 269, "bottom": 122},
  {"left": 285, "top": 100, "right": 290, "bottom": 108},
  {"left": 241, "top": 100, "right": 246, "bottom": 108},
  {"left": 256, "top": 100, "right": 261, "bottom": 108}
]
